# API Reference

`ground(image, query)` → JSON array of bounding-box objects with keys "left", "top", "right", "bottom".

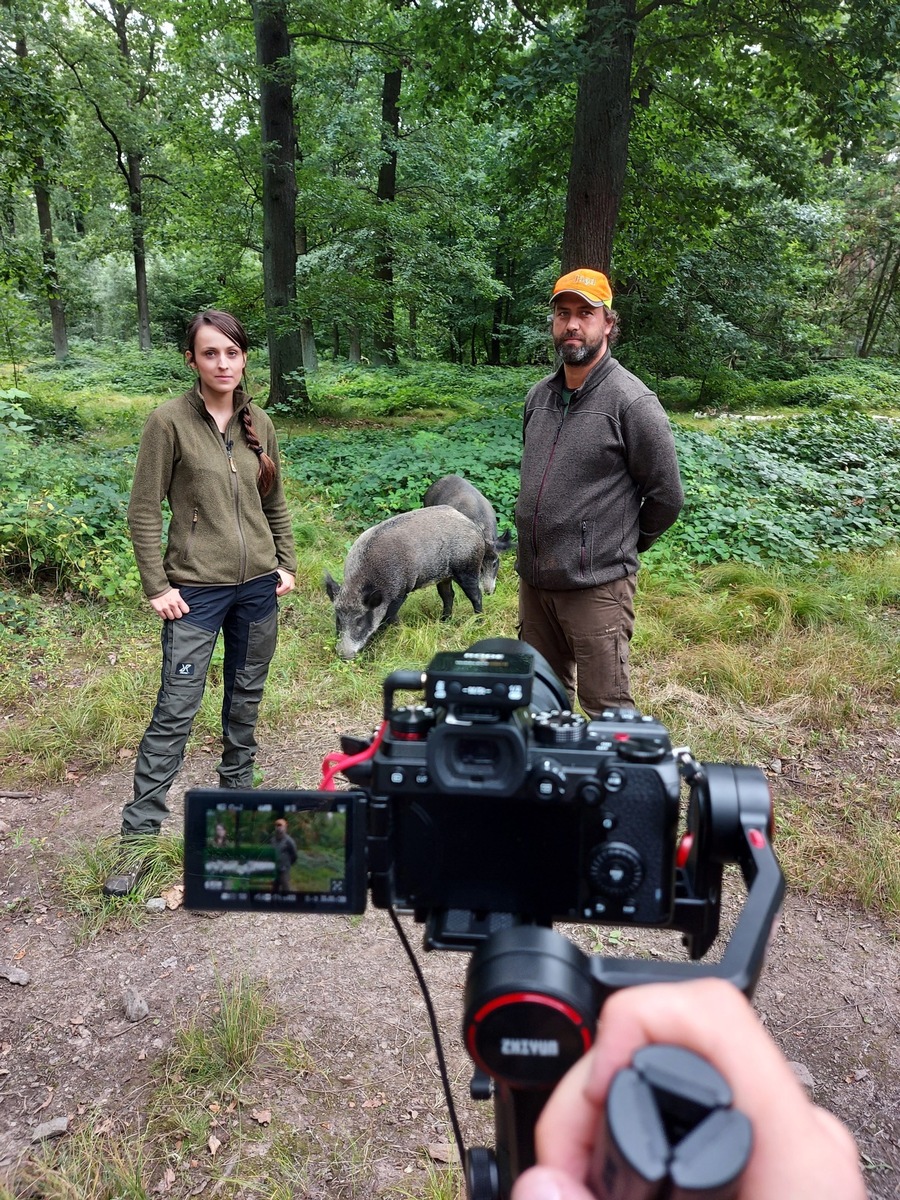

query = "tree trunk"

[
  {"left": 348, "top": 325, "right": 362, "bottom": 363},
  {"left": 126, "top": 152, "right": 152, "bottom": 351},
  {"left": 296, "top": 223, "right": 318, "bottom": 372},
  {"left": 562, "top": 0, "right": 637, "bottom": 275},
  {"left": 858, "top": 241, "right": 900, "bottom": 358},
  {"left": 252, "top": 0, "right": 309, "bottom": 409},
  {"left": 33, "top": 170, "right": 68, "bottom": 360},
  {"left": 373, "top": 66, "right": 401, "bottom": 365}
]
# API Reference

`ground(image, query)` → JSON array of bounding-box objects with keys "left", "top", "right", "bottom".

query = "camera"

[
  {"left": 363, "top": 643, "right": 683, "bottom": 944},
  {"left": 184, "top": 638, "right": 785, "bottom": 1200},
  {"left": 185, "top": 637, "right": 781, "bottom": 966}
]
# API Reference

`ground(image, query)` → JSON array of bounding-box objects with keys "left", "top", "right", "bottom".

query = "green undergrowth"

[{"left": 57, "top": 833, "right": 184, "bottom": 942}]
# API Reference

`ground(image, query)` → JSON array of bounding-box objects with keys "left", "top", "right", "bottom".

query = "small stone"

[
  {"left": 0, "top": 965, "right": 29, "bottom": 986},
  {"left": 788, "top": 1061, "right": 815, "bottom": 1092},
  {"left": 32, "top": 1116, "right": 69, "bottom": 1142},
  {"left": 123, "top": 988, "right": 149, "bottom": 1022},
  {"left": 145, "top": 898, "right": 166, "bottom": 913}
]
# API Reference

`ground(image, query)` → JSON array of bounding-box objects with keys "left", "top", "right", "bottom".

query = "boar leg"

[
  {"left": 436, "top": 579, "right": 455, "bottom": 620},
  {"left": 453, "top": 571, "right": 484, "bottom": 615}
]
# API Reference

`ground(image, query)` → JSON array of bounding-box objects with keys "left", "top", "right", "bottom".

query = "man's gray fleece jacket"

[{"left": 515, "top": 352, "right": 684, "bottom": 591}]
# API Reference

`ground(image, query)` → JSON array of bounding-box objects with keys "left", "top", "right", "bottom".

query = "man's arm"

[{"left": 622, "top": 394, "right": 684, "bottom": 551}]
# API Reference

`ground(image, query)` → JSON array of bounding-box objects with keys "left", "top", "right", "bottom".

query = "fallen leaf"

[
  {"left": 162, "top": 885, "right": 184, "bottom": 910},
  {"left": 154, "top": 1166, "right": 176, "bottom": 1193},
  {"left": 251, "top": 1109, "right": 271, "bottom": 1125},
  {"left": 208, "top": 1135, "right": 221, "bottom": 1157}
]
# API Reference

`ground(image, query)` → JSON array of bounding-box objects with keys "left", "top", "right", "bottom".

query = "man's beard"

[{"left": 553, "top": 333, "right": 605, "bottom": 364}]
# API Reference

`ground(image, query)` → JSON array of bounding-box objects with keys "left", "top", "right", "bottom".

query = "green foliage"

[
  {"left": 284, "top": 410, "right": 899, "bottom": 571},
  {"left": 656, "top": 414, "right": 900, "bottom": 567},
  {"left": 296, "top": 361, "right": 536, "bottom": 419},
  {"left": 657, "top": 364, "right": 900, "bottom": 413},
  {"left": 27, "top": 340, "right": 192, "bottom": 396},
  {"left": 282, "top": 413, "right": 522, "bottom": 531},
  {"left": 0, "top": 409, "right": 138, "bottom": 597},
  {"left": 0, "top": 386, "right": 84, "bottom": 436}
]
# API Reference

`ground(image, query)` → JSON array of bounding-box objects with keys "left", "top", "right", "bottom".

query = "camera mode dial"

[
  {"left": 532, "top": 711, "right": 588, "bottom": 746},
  {"left": 590, "top": 842, "right": 644, "bottom": 898}
]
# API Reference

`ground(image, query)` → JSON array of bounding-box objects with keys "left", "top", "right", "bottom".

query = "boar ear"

[
  {"left": 496, "top": 530, "right": 514, "bottom": 552},
  {"left": 361, "top": 584, "right": 384, "bottom": 609},
  {"left": 324, "top": 572, "right": 341, "bottom": 602}
]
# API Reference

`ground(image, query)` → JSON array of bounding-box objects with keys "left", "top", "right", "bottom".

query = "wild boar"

[
  {"left": 324, "top": 506, "right": 497, "bottom": 660},
  {"left": 422, "top": 474, "right": 513, "bottom": 553}
]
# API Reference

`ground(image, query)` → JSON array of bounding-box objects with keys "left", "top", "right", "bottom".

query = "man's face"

[{"left": 551, "top": 293, "right": 613, "bottom": 366}]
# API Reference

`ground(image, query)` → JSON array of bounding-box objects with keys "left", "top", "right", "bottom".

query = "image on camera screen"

[{"left": 183, "top": 789, "right": 366, "bottom": 913}]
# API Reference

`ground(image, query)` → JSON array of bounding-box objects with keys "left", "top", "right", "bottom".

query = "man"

[
  {"left": 515, "top": 268, "right": 683, "bottom": 716},
  {"left": 271, "top": 818, "right": 298, "bottom": 895}
]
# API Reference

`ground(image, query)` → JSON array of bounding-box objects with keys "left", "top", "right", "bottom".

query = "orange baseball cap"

[{"left": 551, "top": 268, "right": 613, "bottom": 308}]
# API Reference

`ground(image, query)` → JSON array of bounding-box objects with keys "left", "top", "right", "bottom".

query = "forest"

[
  {"left": 1, "top": 0, "right": 899, "bottom": 396},
  {"left": 1, "top": 2, "right": 900, "bottom": 1199}
]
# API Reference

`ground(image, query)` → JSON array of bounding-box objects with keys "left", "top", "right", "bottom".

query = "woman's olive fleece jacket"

[{"left": 127, "top": 387, "right": 297, "bottom": 599}]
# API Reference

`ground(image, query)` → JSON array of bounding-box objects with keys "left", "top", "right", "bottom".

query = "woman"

[{"left": 105, "top": 311, "right": 296, "bottom": 894}]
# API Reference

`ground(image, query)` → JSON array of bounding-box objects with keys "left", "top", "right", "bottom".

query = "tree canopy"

[{"left": 1, "top": 0, "right": 899, "bottom": 382}]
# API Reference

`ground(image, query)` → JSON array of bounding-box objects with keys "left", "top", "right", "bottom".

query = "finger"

[
  {"left": 512, "top": 1165, "right": 597, "bottom": 1200},
  {"left": 532, "top": 1049, "right": 599, "bottom": 1180}
]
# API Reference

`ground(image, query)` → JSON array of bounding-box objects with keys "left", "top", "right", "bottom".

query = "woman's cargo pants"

[{"left": 121, "top": 573, "right": 279, "bottom": 836}]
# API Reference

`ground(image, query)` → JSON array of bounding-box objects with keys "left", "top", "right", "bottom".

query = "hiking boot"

[
  {"left": 102, "top": 859, "right": 150, "bottom": 897},
  {"left": 102, "top": 834, "right": 157, "bottom": 897}
]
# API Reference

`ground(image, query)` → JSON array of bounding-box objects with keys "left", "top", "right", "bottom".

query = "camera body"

[
  {"left": 185, "top": 638, "right": 779, "bottom": 966},
  {"left": 366, "top": 648, "right": 680, "bottom": 938}
]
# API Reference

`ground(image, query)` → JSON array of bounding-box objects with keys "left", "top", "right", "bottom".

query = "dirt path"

[{"left": 1, "top": 736, "right": 898, "bottom": 1198}]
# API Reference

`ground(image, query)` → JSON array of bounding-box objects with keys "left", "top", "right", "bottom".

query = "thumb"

[{"left": 512, "top": 1166, "right": 595, "bottom": 1200}]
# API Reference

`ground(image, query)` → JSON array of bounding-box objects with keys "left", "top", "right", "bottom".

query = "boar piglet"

[
  {"left": 422, "top": 474, "right": 513, "bottom": 554},
  {"left": 323, "top": 506, "right": 497, "bottom": 660}
]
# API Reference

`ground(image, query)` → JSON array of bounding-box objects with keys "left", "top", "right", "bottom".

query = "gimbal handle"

[{"left": 461, "top": 810, "right": 784, "bottom": 1199}]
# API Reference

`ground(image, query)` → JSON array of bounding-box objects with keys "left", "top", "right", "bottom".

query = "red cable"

[{"left": 319, "top": 720, "right": 388, "bottom": 790}]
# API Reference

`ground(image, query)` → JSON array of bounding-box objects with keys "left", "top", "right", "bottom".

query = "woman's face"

[{"left": 187, "top": 324, "right": 247, "bottom": 400}]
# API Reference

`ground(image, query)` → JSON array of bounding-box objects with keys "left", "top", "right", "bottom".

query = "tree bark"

[
  {"left": 33, "top": 169, "right": 68, "bottom": 360},
  {"left": 126, "top": 151, "right": 152, "bottom": 351},
  {"left": 296, "top": 224, "right": 318, "bottom": 372},
  {"left": 562, "top": 0, "right": 638, "bottom": 275},
  {"left": 253, "top": 0, "right": 309, "bottom": 409},
  {"left": 372, "top": 66, "right": 401, "bottom": 365}
]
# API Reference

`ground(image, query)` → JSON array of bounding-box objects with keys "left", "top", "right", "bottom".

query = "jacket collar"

[
  {"left": 187, "top": 384, "right": 253, "bottom": 417},
  {"left": 547, "top": 350, "right": 616, "bottom": 402}
]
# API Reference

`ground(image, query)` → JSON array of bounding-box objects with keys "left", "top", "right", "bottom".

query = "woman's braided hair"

[{"left": 185, "top": 310, "right": 276, "bottom": 496}]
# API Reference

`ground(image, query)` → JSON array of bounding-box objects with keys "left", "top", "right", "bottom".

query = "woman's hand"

[
  {"left": 275, "top": 569, "right": 295, "bottom": 596},
  {"left": 149, "top": 588, "right": 191, "bottom": 620},
  {"left": 512, "top": 979, "right": 865, "bottom": 1200}
]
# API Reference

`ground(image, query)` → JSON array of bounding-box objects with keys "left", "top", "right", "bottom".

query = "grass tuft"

[
  {"left": 163, "top": 974, "right": 277, "bottom": 1088},
  {"left": 57, "top": 833, "right": 183, "bottom": 942}
]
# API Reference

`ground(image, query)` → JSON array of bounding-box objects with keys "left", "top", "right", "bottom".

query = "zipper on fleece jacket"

[
  {"left": 529, "top": 397, "right": 569, "bottom": 583},
  {"left": 224, "top": 435, "right": 248, "bottom": 582}
]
